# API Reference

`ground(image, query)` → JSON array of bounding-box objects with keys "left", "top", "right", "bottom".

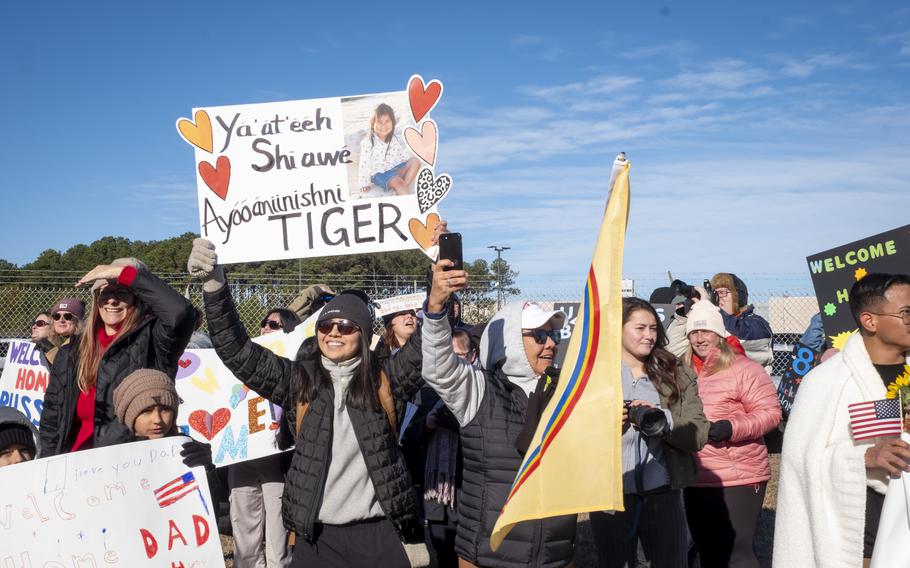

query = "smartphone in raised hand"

[{"left": 438, "top": 233, "right": 463, "bottom": 271}]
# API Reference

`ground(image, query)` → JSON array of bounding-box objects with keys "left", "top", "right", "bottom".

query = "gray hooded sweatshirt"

[{"left": 422, "top": 302, "right": 540, "bottom": 427}]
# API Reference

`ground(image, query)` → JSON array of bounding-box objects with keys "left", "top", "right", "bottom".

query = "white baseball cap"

[{"left": 521, "top": 301, "right": 567, "bottom": 330}]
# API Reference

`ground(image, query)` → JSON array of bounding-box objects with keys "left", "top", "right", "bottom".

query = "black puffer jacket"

[
  {"left": 203, "top": 284, "right": 425, "bottom": 541},
  {"left": 39, "top": 268, "right": 195, "bottom": 456}
]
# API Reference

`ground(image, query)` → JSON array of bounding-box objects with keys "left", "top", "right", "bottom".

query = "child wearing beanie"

[
  {"left": 113, "top": 369, "right": 214, "bottom": 470},
  {"left": 0, "top": 407, "right": 39, "bottom": 467}
]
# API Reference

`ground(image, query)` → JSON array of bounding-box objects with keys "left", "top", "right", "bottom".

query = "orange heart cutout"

[
  {"left": 177, "top": 110, "right": 214, "bottom": 154},
  {"left": 404, "top": 120, "right": 438, "bottom": 166},
  {"left": 409, "top": 213, "right": 441, "bottom": 251},
  {"left": 408, "top": 75, "right": 443, "bottom": 123},
  {"left": 198, "top": 156, "right": 231, "bottom": 200}
]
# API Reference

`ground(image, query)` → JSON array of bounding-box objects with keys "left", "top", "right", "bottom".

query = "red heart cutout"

[
  {"left": 408, "top": 75, "right": 443, "bottom": 123},
  {"left": 177, "top": 358, "right": 191, "bottom": 369},
  {"left": 188, "top": 408, "right": 231, "bottom": 441},
  {"left": 198, "top": 155, "right": 231, "bottom": 200}
]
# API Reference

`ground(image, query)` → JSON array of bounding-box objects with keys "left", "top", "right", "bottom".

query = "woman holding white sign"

[
  {"left": 39, "top": 258, "right": 196, "bottom": 456},
  {"left": 188, "top": 238, "right": 426, "bottom": 568}
]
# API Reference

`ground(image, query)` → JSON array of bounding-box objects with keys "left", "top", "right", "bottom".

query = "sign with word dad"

[
  {"left": 176, "top": 325, "right": 307, "bottom": 467},
  {"left": 806, "top": 224, "right": 910, "bottom": 350},
  {"left": 177, "top": 76, "right": 453, "bottom": 264},
  {"left": 0, "top": 340, "right": 49, "bottom": 427},
  {"left": 0, "top": 437, "right": 223, "bottom": 566}
]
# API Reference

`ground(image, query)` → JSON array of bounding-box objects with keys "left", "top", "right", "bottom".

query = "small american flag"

[
  {"left": 848, "top": 399, "right": 903, "bottom": 441},
  {"left": 154, "top": 472, "right": 199, "bottom": 508}
]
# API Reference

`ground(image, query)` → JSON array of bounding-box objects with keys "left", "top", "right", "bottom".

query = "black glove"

[
  {"left": 180, "top": 440, "right": 214, "bottom": 470},
  {"left": 707, "top": 420, "right": 733, "bottom": 443}
]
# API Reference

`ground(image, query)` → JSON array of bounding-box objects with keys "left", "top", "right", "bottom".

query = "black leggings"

[{"left": 684, "top": 484, "right": 766, "bottom": 568}]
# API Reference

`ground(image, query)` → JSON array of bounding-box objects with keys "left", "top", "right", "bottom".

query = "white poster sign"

[
  {"left": 0, "top": 340, "right": 50, "bottom": 427},
  {"left": 177, "top": 76, "right": 453, "bottom": 264},
  {"left": 175, "top": 327, "right": 306, "bottom": 467},
  {"left": 376, "top": 292, "right": 425, "bottom": 318},
  {"left": 0, "top": 437, "right": 223, "bottom": 566}
]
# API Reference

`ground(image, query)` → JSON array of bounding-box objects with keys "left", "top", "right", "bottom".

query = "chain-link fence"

[{"left": 0, "top": 271, "right": 820, "bottom": 377}]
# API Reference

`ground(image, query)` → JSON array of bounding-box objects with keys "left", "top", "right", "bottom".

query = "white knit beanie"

[{"left": 685, "top": 301, "right": 729, "bottom": 338}]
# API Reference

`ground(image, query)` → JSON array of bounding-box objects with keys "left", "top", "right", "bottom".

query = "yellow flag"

[{"left": 490, "top": 156, "right": 630, "bottom": 550}]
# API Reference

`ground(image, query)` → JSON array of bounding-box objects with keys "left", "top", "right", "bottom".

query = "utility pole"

[{"left": 488, "top": 245, "right": 510, "bottom": 311}]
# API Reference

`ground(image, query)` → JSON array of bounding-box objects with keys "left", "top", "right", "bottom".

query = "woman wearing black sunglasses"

[
  {"left": 39, "top": 258, "right": 195, "bottom": 456},
  {"left": 260, "top": 308, "right": 300, "bottom": 335},
  {"left": 420, "top": 259, "right": 578, "bottom": 568},
  {"left": 229, "top": 306, "right": 301, "bottom": 568},
  {"left": 188, "top": 238, "right": 426, "bottom": 567}
]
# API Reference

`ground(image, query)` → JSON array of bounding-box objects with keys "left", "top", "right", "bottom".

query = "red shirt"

[{"left": 68, "top": 264, "right": 134, "bottom": 452}]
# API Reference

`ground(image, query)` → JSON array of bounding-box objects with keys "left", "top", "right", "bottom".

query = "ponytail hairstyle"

[
  {"left": 622, "top": 297, "right": 683, "bottom": 404},
  {"left": 76, "top": 286, "right": 143, "bottom": 392}
]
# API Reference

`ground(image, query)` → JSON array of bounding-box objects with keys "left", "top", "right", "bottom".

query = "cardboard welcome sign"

[
  {"left": 177, "top": 75, "right": 453, "bottom": 264},
  {"left": 0, "top": 340, "right": 50, "bottom": 426},
  {"left": 806, "top": 224, "right": 910, "bottom": 349},
  {"left": 0, "top": 437, "right": 223, "bottom": 566}
]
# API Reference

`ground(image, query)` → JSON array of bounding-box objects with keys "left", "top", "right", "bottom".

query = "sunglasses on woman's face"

[
  {"left": 52, "top": 312, "right": 76, "bottom": 322},
  {"left": 260, "top": 319, "right": 283, "bottom": 330},
  {"left": 32, "top": 320, "right": 50, "bottom": 328},
  {"left": 522, "top": 329, "right": 562, "bottom": 345},
  {"left": 316, "top": 319, "right": 361, "bottom": 336}
]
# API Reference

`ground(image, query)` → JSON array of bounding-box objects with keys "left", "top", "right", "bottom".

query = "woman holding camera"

[
  {"left": 590, "top": 297, "right": 709, "bottom": 568},
  {"left": 682, "top": 300, "right": 780, "bottom": 568}
]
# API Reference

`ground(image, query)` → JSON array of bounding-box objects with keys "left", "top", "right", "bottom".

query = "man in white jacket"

[{"left": 774, "top": 273, "right": 910, "bottom": 567}]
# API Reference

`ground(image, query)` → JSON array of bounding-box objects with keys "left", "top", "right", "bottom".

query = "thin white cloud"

[
  {"left": 519, "top": 75, "right": 641, "bottom": 100},
  {"left": 620, "top": 40, "right": 695, "bottom": 60},
  {"left": 663, "top": 59, "right": 769, "bottom": 93},
  {"left": 781, "top": 53, "right": 873, "bottom": 77}
]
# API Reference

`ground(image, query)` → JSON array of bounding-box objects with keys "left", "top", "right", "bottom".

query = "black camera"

[
  {"left": 670, "top": 278, "right": 718, "bottom": 305},
  {"left": 624, "top": 400, "right": 669, "bottom": 438}
]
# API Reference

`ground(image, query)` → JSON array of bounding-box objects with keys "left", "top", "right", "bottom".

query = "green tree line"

[{"left": 0, "top": 233, "right": 519, "bottom": 296}]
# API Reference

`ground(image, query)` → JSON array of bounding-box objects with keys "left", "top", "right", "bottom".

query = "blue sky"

[{"left": 1, "top": 1, "right": 908, "bottom": 294}]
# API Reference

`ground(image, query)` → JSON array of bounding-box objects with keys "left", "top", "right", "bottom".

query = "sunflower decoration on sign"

[{"left": 884, "top": 365, "right": 910, "bottom": 432}]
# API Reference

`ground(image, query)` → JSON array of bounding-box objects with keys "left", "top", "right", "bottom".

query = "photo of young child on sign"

[{"left": 342, "top": 93, "right": 420, "bottom": 199}]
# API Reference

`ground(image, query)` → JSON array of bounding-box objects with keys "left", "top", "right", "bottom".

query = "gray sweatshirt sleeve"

[{"left": 421, "top": 314, "right": 486, "bottom": 427}]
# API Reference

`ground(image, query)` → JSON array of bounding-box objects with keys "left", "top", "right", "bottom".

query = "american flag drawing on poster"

[
  {"left": 154, "top": 472, "right": 199, "bottom": 508},
  {"left": 848, "top": 399, "right": 902, "bottom": 441}
]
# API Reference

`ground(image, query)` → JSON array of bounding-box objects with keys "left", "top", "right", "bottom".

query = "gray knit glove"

[{"left": 187, "top": 238, "right": 226, "bottom": 293}]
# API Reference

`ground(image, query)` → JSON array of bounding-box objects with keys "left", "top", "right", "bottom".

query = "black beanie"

[
  {"left": 0, "top": 424, "right": 35, "bottom": 455},
  {"left": 318, "top": 293, "right": 373, "bottom": 342}
]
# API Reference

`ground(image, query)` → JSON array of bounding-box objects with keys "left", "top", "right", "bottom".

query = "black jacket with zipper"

[
  {"left": 203, "top": 283, "right": 425, "bottom": 541},
  {"left": 39, "top": 268, "right": 195, "bottom": 456}
]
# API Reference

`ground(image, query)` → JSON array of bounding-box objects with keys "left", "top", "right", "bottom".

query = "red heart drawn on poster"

[
  {"left": 198, "top": 156, "right": 231, "bottom": 200},
  {"left": 408, "top": 75, "right": 443, "bottom": 123},
  {"left": 188, "top": 408, "right": 231, "bottom": 440}
]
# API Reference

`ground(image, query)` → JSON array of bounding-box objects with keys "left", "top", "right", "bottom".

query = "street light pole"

[{"left": 488, "top": 245, "right": 511, "bottom": 311}]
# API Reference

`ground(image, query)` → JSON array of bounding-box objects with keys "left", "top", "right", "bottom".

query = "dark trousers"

[
  {"left": 684, "top": 484, "right": 766, "bottom": 568},
  {"left": 291, "top": 517, "right": 409, "bottom": 568},
  {"left": 427, "top": 521, "right": 458, "bottom": 568},
  {"left": 590, "top": 489, "right": 688, "bottom": 568}
]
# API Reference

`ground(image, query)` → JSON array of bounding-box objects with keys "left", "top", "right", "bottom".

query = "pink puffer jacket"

[{"left": 692, "top": 354, "right": 781, "bottom": 487}]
